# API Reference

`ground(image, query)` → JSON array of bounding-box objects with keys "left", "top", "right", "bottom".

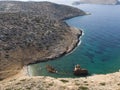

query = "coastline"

[
  {"left": 0, "top": 12, "right": 85, "bottom": 80},
  {"left": 0, "top": 1, "right": 87, "bottom": 80},
  {"left": 4, "top": 18, "right": 84, "bottom": 78},
  {"left": 65, "top": 27, "right": 84, "bottom": 56},
  {"left": 0, "top": 24, "right": 84, "bottom": 79},
  {"left": 27, "top": 26, "right": 83, "bottom": 76},
  {"left": 26, "top": 25, "right": 83, "bottom": 65},
  {"left": 19, "top": 16, "right": 120, "bottom": 90},
  {"left": 0, "top": 11, "right": 120, "bottom": 90},
  {"left": 0, "top": 2, "right": 120, "bottom": 90}
]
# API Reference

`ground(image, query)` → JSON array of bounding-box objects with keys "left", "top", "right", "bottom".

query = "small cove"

[{"left": 29, "top": 4, "right": 120, "bottom": 78}]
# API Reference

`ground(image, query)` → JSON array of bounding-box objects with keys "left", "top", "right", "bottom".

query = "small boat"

[
  {"left": 73, "top": 64, "right": 88, "bottom": 76},
  {"left": 46, "top": 65, "right": 57, "bottom": 73}
]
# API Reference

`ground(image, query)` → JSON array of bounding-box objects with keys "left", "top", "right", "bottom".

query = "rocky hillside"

[
  {"left": 0, "top": 1, "right": 85, "bottom": 80},
  {"left": 0, "top": 1, "right": 85, "bottom": 20},
  {"left": 0, "top": 71, "right": 120, "bottom": 90},
  {"left": 73, "top": 0, "right": 119, "bottom": 5}
]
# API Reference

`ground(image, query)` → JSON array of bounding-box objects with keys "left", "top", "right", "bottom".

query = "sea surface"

[{"left": 29, "top": 4, "right": 120, "bottom": 78}]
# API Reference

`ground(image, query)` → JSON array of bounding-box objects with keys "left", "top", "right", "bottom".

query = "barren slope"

[
  {"left": 0, "top": 1, "right": 85, "bottom": 80},
  {"left": 0, "top": 71, "right": 120, "bottom": 90}
]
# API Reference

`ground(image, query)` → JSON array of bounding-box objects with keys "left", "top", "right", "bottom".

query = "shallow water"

[{"left": 29, "top": 4, "right": 120, "bottom": 78}]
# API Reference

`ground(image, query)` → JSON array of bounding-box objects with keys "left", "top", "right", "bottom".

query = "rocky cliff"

[{"left": 0, "top": 1, "right": 85, "bottom": 80}]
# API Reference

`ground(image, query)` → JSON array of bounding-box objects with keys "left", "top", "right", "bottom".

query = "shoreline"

[
  {"left": 0, "top": 1, "right": 87, "bottom": 80},
  {"left": 2, "top": 21, "right": 119, "bottom": 90},
  {"left": 0, "top": 14, "right": 85, "bottom": 80},
  {"left": 27, "top": 26, "right": 83, "bottom": 76},
  {"left": 27, "top": 26, "right": 83, "bottom": 65},
  {"left": 1, "top": 12, "right": 120, "bottom": 90},
  {"left": 65, "top": 28, "right": 84, "bottom": 56},
  {"left": 0, "top": 2, "right": 120, "bottom": 89}
]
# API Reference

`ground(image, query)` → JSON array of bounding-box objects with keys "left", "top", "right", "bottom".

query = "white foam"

[{"left": 65, "top": 28, "right": 85, "bottom": 56}]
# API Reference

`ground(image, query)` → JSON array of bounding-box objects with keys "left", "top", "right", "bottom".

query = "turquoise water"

[{"left": 29, "top": 5, "right": 120, "bottom": 78}]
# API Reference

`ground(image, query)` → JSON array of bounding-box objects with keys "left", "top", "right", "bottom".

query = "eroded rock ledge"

[{"left": 0, "top": 1, "right": 85, "bottom": 80}]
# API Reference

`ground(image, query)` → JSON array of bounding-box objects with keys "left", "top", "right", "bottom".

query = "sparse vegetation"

[
  {"left": 83, "top": 81, "right": 88, "bottom": 83},
  {"left": 5, "top": 88, "right": 12, "bottom": 90},
  {"left": 1, "top": 72, "right": 120, "bottom": 90},
  {"left": 75, "top": 82, "right": 80, "bottom": 86},
  {"left": 117, "top": 83, "right": 120, "bottom": 86},
  {"left": 78, "top": 86, "right": 89, "bottom": 90},
  {"left": 99, "top": 82, "right": 106, "bottom": 86},
  {"left": 26, "top": 86, "right": 31, "bottom": 90},
  {"left": 0, "top": 1, "right": 84, "bottom": 80},
  {"left": 60, "top": 79, "right": 69, "bottom": 83},
  {"left": 15, "top": 82, "right": 21, "bottom": 85},
  {"left": 48, "top": 83, "right": 53, "bottom": 86},
  {"left": 20, "top": 79, "right": 26, "bottom": 82}
]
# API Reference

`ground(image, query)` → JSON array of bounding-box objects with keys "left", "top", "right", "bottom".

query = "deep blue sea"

[{"left": 29, "top": 4, "right": 120, "bottom": 78}]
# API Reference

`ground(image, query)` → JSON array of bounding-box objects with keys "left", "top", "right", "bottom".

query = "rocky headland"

[
  {"left": 0, "top": 1, "right": 120, "bottom": 90},
  {"left": 72, "top": 0, "right": 119, "bottom": 5},
  {"left": 0, "top": 1, "right": 85, "bottom": 80}
]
